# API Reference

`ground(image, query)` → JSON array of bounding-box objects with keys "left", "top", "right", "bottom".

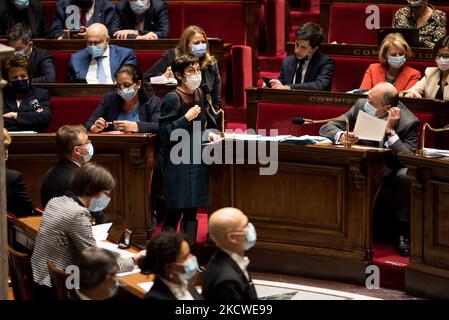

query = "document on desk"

[
  {"left": 353, "top": 110, "right": 387, "bottom": 141},
  {"left": 92, "top": 222, "right": 112, "bottom": 241},
  {"left": 138, "top": 281, "right": 154, "bottom": 293},
  {"left": 96, "top": 241, "right": 135, "bottom": 260},
  {"left": 149, "top": 75, "right": 178, "bottom": 85}
]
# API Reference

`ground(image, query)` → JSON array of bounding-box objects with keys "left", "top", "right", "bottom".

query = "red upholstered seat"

[
  {"left": 183, "top": 2, "right": 247, "bottom": 45},
  {"left": 42, "top": 1, "right": 56, "bottom": 30},
  {"left": 256, "top": 102, "right": 350, "bottom": 136},
  {"left": 167, "top": 2, "right": 185, "bottom": 38},
  {"left": 264, "top": 0, "right": 285, "bottom": 56},
  {"left": 231, "top": 45, "right": 253, "bottom": 109},
  {"left": 332, "top": 56, "right": 378, "bottom": 92},
  {"left": 415, "top": 112, "right": 435, "bottom": 149},
  {"left": 328, "top": 4, "right": 402, "bottom": 45},
  {"left": 135, "top": 51, "right": 165, "bottom": 75},
  {"left": 47, "top": 97, "right": 102, "bottom": 132},
  {"left": 52, "top": 51, "right": 72, "bottom": 83}
]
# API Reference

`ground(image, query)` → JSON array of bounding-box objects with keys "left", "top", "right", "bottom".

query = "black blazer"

[
  {"left": 144, "top": 277, "right": 203, "bottom": 300},
  {"left": 279, "top": 51, "right": 335, "bottom": 91},
  {"left": 49, "top": 0, "right": 115, "bottom": 38},
  {"left": 0, "top": 0, "right": 48, "bottom": 37},
  {"left": 144, "top": 48, "right": 222, "bottom": 109},
  {"left": 6, "top": 169, "right": 34, "bottom": 217},
  {"left": 201, "top": 250, "right": 258, "bottom": 301},
  {"left": 3, "top": 86, "right": 52, "bottom": 132},
  {"left": 110, "top": 0, "right": 169, "bottom": 38},
  {"left": 84, "top": 91, "right": 161, "bottom": 133},
  {"left": 30, "top": 47, "right": 56, "bottom": 83},
  {"left": 40, "top": 158, "right": 79, "bottom": 207}
]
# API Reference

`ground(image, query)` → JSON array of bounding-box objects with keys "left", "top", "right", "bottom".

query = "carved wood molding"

[
  {"left": 349, "top": 157, "right": 367, "bottom": 191},
  {"left": 128, "top": 144, "right": 145, "bottom": 169}
]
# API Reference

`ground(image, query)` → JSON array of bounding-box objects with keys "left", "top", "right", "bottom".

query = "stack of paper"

[
  {"left": 92, "top": 222, "right": 112, "bottom": 241},
  {"left": 424, "top": 148, "right": 449, "bottom": 158},
  {"left": 353, "top": 110, "right": 387, "bottom": 142},
  {"left": 149, "top": 75, "right": 178, "bottom": 85}
]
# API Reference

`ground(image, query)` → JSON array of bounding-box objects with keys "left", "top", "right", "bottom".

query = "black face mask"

[
  {"left": 10, "top": 79, "right": 29, "bottom": 93},
  {"left": 74, "top": 0, "right": 93, "bottom": 10},
  {"left": 408, "top": 1, "right": 424, "bottom": 11}
]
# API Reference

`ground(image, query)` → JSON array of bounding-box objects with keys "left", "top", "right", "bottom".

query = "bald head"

[
  {"left": 86, "top": 23, "right": 108, "bottom": 38},
  {"left": 368, "top": 82, "right": 399, "bottom": 111},
  {"left": 209, "top": 207, "right": 248, "bottom": 248}
]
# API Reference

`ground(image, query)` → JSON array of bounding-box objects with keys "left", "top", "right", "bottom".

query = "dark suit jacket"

[
  {"left": 144, "top": 277, "right": 203, "bottom": 300},
  {"left": 144, "top": 48, "right": 222, "bottom": 109},
  {"left": 201, "top": 250, "right": 258, "bottom": 301},
  {"left": 40, "top": 158, "right": 79, "bottom": 208},
  {"left": 30, "top": 47, "right": 56, "bottom": 83},
  {"left": 110, "top": 0, "right": 169, "bottom": 38},
  {"left": 319, "top": 99, "right": 420, "bottom": 171},
  {"left": 68, "top": 44, "right": 137, "bottom": 83},
  {"left": 3, "top": 86, "right": 52, "bottom": 132},
  {"left": 279, "top": 51, "right": 335, "bottom": 91},
  {"left": 6, "top": 169, "right": 34, "bottom": 217},
  {"left": 84, "top": 91, "right": 161, "bottom": 133},
  {"left": 0, "top": 0, "right": 48, "bottom": 37},
  {"left": 49, "top": 0, "right": 115, "bottom": 38}
]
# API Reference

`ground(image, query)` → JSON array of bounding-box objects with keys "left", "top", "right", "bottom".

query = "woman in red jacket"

[{"left": 360, "top": 33, "right": 421, "bottom": 92}]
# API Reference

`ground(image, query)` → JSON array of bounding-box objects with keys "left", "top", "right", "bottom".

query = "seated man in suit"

[
  {"left": 70, "top": 247, "right": 119, "bottom": 300},
  {"left": 68, "top": 23, "right": 137, "bottom": 83},
  {"left": 50, "top": 0, "right": 115, "bottom": 39},
  {"left": 7, "top": 22, "right": 56, "bottom": 83},
  {"left": 269, "top": 22, "right": 335, "bottom": 91},
  {"left": 110, "top": 0, "right": 169, "bottom": 39},
  {"left": 40, "top": 124, "right": 106, "bottom": 224},
  {"left": 4, "top": 128, "right": 34, "bottom": 217},
  {"left": 0, "top": 0, "right": 48, "bottom": 38},
  {"left": 201, "top": 207, "right": 258, "bottom": 301},
  {"left": 319, "top": 82, "right": 419, "bottom": 257}
]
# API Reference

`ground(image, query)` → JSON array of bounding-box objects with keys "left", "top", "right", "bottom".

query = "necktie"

[
  {"left": 294, "top": 58, "right": 307, "bottom": 84},
  {"left": 96, "top": 56, "right": 107, "bottom": 84}
]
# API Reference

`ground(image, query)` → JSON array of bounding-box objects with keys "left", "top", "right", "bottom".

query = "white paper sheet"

[
  {"left": 92, "top": 222, "right": 112, "bottom": 241},
  {"left": 96, "top": 241, "right": 135, "bottom": 259},
  {"left": 424, "top": 148, "right": 449, "bottom": 157},
  {"left": 138, "top": 281, "right": 154, "bottom": 292},
  {"left": 149, "top": 75, "right": 178, "bottom": 85},
  {"left": 353, "top": 110, "right": 387, "bottom": 142}
]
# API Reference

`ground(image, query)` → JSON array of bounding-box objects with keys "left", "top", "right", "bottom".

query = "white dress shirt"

[
  {"left": 86, "top": 46, "right": 114, "bottom": 84},
  {"left": 159, "top": 277, "right": 194, "bottom": 300},
  {"left": 222, "top": 249, "right": 250, "bottom": 281}
]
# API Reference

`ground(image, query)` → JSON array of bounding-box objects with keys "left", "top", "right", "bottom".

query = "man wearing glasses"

[{"left": 40, "top": 124, "right": 107, "bottom": 223}]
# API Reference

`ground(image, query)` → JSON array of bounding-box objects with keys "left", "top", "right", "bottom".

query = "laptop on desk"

[{"left": 377, "top": 27, "right": 420, "bottom": 47}]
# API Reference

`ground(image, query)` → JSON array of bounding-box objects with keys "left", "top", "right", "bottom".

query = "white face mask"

[
  {"left": 388, "top": 55, "right": 406, "bottom": 69},
  {"left": 184, "top": 74, "right": 202, "bottom": 91},
  {"left": 83, "top": 142, "right": 94, "bottom": 162},
  {"left": 436, "top": 57, "right": 449, "bottom": 71}
]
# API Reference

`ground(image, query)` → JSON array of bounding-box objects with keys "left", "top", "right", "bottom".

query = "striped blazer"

[{"left": 31, "top": 195, "right": 134, "bottom": 287}]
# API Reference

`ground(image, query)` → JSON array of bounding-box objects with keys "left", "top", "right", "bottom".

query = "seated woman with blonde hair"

[{"left": 360, "top": 33, "right": 421, "bottom": 92}]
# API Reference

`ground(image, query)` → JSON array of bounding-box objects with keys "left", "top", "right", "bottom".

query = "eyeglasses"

[{"left": 74, "top": 139, "right": 91, "bottom": 148}]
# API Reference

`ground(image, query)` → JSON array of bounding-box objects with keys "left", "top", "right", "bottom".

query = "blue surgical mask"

[
  {"left": 364, "top": 101, "right": 377, "bottom": 117},
  {"left": 87, "top": 44, "right": 105, "bottom": 59},
  {"left": 177, "top": 256, "right": 198, "bottom": 281},
  {"left": 130, "top": 0, "right": 149, "bottom": 14},
  {"left": 14, "top": 0, "right": 29, "bottom": 9},
  {"left": 244, "top": 223, "right": 257, "bottom": 250},
  {"left": 88, "top": 192, "right": 111, "bottom": 212},
  {"left": 15, "top": 49, "right": 27, "bottom": 57},
  {"left": 83, "top": 142, "right": 94, "bottom": 162},
  {"left": 117, "top": 85, "right": 136, "bottom": 101},
  {"left": 191, "top": 43, "right": 207, "bottom": 58},
  {"left": 388, "top": 55, "right": 406, "bottom": 69},
  {"left": 10, "top": 79, "right": 29, "bottom": 93}
]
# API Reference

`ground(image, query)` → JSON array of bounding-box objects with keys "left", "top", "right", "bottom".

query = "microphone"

[{"left": 292, "top": 117, "right": 307, "bottom": 125}]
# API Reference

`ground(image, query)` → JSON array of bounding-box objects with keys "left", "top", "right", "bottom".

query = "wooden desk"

[
  {"left": 245, "top": 87, "right": 449, "bottom": 149},
  {"left": 286, "top": 43, "right": 435, "bottom": 61},
  {"left": 7, "top": 133, "right": 156, "bottom": 245},
  {"left": 209, "top": 141, "right": 389, "bottom": 283},
  {"left": 399, "top": 153, "right": 449, "bottom": 299}
]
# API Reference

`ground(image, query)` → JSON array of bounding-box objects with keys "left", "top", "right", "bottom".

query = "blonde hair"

[
  {"left": 378, "top": 33, "right": 413, "bottom": 64},
  {"left": 177, "top": 25, "right": 216, "bottom": 68},
  {"left": 3, "top": 128, "right": 11, "bottom": 147}
]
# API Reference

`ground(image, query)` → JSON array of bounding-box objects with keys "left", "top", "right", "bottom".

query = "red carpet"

[{"left": 373, "top": 243, "right": 409, "bottom": 290}]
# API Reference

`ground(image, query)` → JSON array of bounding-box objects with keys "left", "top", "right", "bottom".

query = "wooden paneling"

[
  {"left": 7, "top": 134, "right": 155, "bottom": 245},
  {"left": 210, "top": 141, "right": 388, "bottom": 282},
  {"left": 400, "top": 154, "right": 449, "bottom": 299}
]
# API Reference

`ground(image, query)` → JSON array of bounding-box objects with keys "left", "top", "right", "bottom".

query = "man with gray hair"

[
  {"left": 320, "top": 82, "right": 419, "bottom": 256},
  {"left": 71, "top": 247, "right": 119, "bottom": 300},
  {"left": 201, "top": 207, "right": 258, "bottom": 301}
]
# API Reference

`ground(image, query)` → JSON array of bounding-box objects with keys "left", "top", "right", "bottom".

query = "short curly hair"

[
  {"left": 2, "top": 55, "right": 32, "bottom": 81},
  {"left": 138, "top": 231, "right": 183, "bottom": 276}
]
